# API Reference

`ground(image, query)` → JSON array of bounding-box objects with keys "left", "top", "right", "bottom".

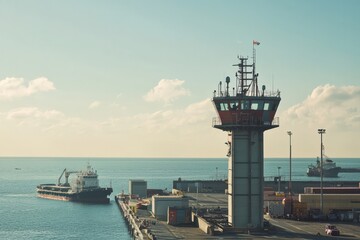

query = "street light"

[
  {"left": 277, "top": 167, "right": 281, "bottom": 192},
  {"left": 287, "top": 131, "right": 293, "bottom": 217},
  {"left": 318, "top": 129, "right": 326, "bottom": 216},
  {"left": 287, "top": 131, "right": 292, "bottom": 196}
]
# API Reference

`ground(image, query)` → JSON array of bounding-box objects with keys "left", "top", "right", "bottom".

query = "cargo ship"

[
  {"left": 307, "top": 157, "right": 341, "bottom": 177},
  {"left": 37, "top": 164, "right": 113, "bottom": 203}
]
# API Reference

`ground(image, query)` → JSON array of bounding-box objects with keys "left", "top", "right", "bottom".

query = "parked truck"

[{"left": 269, "top": 202, "right": 284, "bottom": 218}]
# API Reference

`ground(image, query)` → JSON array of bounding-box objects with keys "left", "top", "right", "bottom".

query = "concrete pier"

[
  {"left": 115, "top": 190, "right": 360, "bottom": 239},
  {"left": 115, "top": 194, "right": 209, "bottom": 239},
  {"left": 115, "top": 195, "right": 144, "bottom": 240}
]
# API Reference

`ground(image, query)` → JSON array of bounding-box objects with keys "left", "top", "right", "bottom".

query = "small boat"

[{"left": 307, "top": 157, "right": 341, "bottom": 177}]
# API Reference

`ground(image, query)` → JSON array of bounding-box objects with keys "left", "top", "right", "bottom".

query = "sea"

[{"left": 1, "top": 157, "right": 360, "bottom": 240}]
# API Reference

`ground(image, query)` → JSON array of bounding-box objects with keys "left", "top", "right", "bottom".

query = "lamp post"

[
  {"left": 318, "top": 129, "right": 326, "bottom": 216},
  {"left": 287, "top": 131, "right": 293, "bottom": 216},
  {"left": 287, "top": 131, "right": 292, "bottom": 195},
  {"left": 277, "top": 167, "right": 281, "bottom": 192}
]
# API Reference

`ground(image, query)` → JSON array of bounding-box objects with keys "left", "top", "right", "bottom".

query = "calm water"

[{"left": 1, "top": 157, "right": 360, "bottom": 239}]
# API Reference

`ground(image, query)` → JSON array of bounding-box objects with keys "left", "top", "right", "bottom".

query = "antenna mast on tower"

[{"left": 252, "top": 40, "right": 260, "bottom": 96}]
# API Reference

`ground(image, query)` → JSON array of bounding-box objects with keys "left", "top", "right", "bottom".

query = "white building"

[{"left": 152, "top": 195, "right": 189, "bottom": 220}]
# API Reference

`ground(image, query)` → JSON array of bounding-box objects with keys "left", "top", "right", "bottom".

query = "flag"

[{"left": 253, "top": 40, "right": 260, "bottom": 45}]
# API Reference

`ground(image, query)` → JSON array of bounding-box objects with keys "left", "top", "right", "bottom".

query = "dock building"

[{"left": 129, "top": 179, "right": 147, "bottom": 199}]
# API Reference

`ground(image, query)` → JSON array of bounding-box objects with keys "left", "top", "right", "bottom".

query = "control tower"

[{"left": 212, "top": 44, "right": 281, "bottom": 230}]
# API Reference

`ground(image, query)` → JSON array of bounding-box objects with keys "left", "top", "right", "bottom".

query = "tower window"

[
  {"left": 264, "top": 102, "right": 270, "bottom": 110},
  {"left": 251, "top": 102, "right": 259, "bottom": 110},
  {"left": 241, "top": 101, "right": 250, "bottom": 110},
  {"left": 220, "top": 103, "right": 229, "bottom": 111}
]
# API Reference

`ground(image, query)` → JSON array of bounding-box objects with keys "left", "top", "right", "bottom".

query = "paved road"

[
  {"left": 268, "top": 218, "right": 360, "bottom": 240},
  {"left": 184, "top": 192, "right": 360, "bottom": 239}
]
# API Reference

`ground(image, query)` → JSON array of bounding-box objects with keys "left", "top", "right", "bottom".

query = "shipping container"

[
  {"left": 168, "top": 208, "right": 177, "bottom": 225},
  {"left": 167, "top": 207, "right": 192, "bottom": 225},
  {"left": 292, "top": 202, "right": 308, "bottom": 220}
]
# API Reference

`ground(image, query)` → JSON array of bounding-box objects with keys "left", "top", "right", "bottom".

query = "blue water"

[{"left": 1, "top": 157, "right": 360, "bottom": 239}]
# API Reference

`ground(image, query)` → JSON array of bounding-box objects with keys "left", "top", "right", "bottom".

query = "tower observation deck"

[{"left": 212, "top": 44, "right": 281, "bottom": 230}]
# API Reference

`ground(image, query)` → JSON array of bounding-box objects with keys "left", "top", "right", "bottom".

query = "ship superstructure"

[
  {"left": 212, "top": 43, "right": 281, "bottom": 229},
  {"left": 37, "top": 164, "right": 113, "bottom": 203}
]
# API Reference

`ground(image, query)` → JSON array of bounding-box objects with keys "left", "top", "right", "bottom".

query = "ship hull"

[
  {"left": 307, "top": 167, "right": 341, "bottom": 178},
  {"left": 37, "top": 185, "right": 113, "bottom": 204}
]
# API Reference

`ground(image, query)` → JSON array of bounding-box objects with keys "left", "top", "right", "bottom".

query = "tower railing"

[
  {"left": 212, "top": 116, "right": 279, "bottom": 128},
  {"left": 213, "top": 89, "right": 281, "bottom": 98}
]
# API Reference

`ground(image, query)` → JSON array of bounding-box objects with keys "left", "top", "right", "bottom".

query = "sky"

[{"left": 0, "top": 0, "right": 359, "bottom": 158}]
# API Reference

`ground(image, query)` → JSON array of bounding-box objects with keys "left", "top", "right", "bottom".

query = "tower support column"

[{"left": 228, "top": 129, "right": 264, "bottom": 229}]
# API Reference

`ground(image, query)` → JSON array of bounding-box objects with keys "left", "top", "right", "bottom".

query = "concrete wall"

[
  {"left": 129, "top": 180, "right": 147, "bottom": 198},
  {"left": 173, "top": 180, "right": 227, "bottom": 193},
  {"left": 265, "top": 180, "right": 360, "bottom": 194},
  {"left": 173, "top": 179, "right": 360, "bottom": 194},
  {"left": 196, "top": 215, "right": 213, "bottom": 234}
]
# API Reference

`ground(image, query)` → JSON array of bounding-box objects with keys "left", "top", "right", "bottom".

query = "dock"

[
  {"left": 115, "top": 192, "right": 279, "bottom": 239},
  {"left": 115, "top": 194, "right": 211, "bottom": 239},
  {"left": 115, "top": 190, "right": 360, "bottom": 239},
  {"left": 115, "top": 178, "right": 360, "bottom": 239}
]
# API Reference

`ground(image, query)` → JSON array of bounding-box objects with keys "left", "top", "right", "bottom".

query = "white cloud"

[
  {"left": 0, "top": 97, "right": 222, "bottom": 157},
  {"left": 264, "top": 84, "right": 360, "bottom": 158},
  {"left": 6, "top": 107, "right": 64, "bottom": 130},
  {"left": 143, "top": 79, "right": 190, "bottom": 103},
  {"left": 285, "top": 84, "right": 360, "bottom": 129},
  {"left": 7, "top": 107, "right": 63, "bottom": 120},
  {"left": 0, "top": 77, "right": 55, "bottom": 99},
  {"left": 131, "top": 98, "right": 214, "bottom": 132},
  {"left": 94, "top": 98, "right": 215, "bottom": 135},
  {"left": 4, "top": 107, "right": 99, "bottom": 135},
  {"left": 185, "top": 99, "right": 215, "bottom": 122},
  {"left": 88, "top": 101, "right": 101, "bottom": 109}
]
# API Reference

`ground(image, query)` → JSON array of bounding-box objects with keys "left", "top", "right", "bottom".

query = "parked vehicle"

[
  {"left": 269, "top": 202, "right": 284, "bottom": 218},
  {"left": 325, "top": 224, "right": 340, "bottom": 236}
]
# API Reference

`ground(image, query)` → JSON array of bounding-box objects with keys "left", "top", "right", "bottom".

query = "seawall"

[{"left": 173, "top": 180, "right": 360, "bottom": 194}]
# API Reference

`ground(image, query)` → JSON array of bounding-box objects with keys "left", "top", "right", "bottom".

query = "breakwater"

[{"left": 340, "top": 168, "right": 360, "bottom": 173}]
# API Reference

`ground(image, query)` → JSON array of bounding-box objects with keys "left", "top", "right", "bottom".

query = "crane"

[{"left": 57, "top": 168, "right": 79, "bottom": 186}]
